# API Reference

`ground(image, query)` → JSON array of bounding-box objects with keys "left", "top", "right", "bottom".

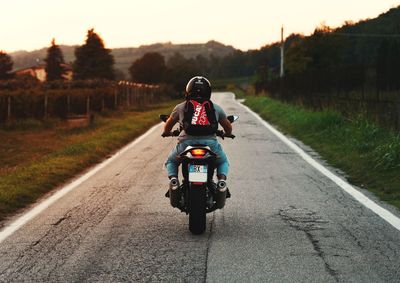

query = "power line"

[{"left": 329, "top": 32, "right": 400, "bottom": 38}]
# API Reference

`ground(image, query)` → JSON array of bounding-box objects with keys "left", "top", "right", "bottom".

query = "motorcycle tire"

[{"left": 188, "top": 183, "right": 207, "bottom": 235}]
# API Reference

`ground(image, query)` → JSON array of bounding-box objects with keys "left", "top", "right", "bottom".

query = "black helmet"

[{"left": 185, "top": 76, "right": 212, "bottom": 100}]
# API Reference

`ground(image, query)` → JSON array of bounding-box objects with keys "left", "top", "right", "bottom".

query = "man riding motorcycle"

[{"left": 162, "top": 76, "right": 234, "bottom": 190}]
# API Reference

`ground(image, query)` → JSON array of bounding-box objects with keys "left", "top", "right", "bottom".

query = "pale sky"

[{"left": 1, "top": 0, "right": 399, "bottom": 52}]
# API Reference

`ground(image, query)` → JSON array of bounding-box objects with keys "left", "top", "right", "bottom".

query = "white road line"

[
  {"left": 0, "top": 123, "right": 163, "bottom": 244},
  {"left": 237, "top": 95, "right": 400, "bottom": 232}
]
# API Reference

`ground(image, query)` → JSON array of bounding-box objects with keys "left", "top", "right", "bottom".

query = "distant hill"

[{"left": 10, "top": 40, "right": 237, "bottom": 77}]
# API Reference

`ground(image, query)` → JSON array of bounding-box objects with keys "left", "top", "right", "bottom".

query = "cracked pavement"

[{"left": 0, "top": 92, "right": 399, "bottom": 282}]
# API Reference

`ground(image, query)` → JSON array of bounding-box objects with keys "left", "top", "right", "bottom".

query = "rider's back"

[{"left": 170, "top": 100, "right": 227, "bottom": 141}]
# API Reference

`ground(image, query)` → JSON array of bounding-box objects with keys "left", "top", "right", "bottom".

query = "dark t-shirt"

[{"left": 170, "top": 101, "right": 227, "bottom": 141}]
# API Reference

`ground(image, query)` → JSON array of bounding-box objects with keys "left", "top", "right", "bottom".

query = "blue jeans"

[{"left": 165, "top": 139, "right": 229, "bottom": 178}]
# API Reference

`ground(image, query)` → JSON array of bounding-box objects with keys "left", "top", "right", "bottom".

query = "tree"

[
  {"left": 129, "top": 52, "right": 166, "bottom": 84},
  {"left": 194, "top": 55, "right": 209, "bottom": 75},
  {"left": 166, "top": 52, "right": 199, "bottom": 91},
  {"left": 0, "top": 51, "right": 13, "bottom": 80},
  {"left": 285, "top": 41, "right": 312, "bottom": 76},
  {"left": 73, "top": 29, "right": 115, "bottom": 80},
  {"left": 45, "top": 38, "right": 66, "bottom": 81},
  {"left": 114, "top": 68, "right": 126, "bottom": 81}
]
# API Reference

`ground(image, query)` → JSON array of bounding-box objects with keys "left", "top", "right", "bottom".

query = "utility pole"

[{"left": 280, "top": 26, "right": 285, "bottom": 78}]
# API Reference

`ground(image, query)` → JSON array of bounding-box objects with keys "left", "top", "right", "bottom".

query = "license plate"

[{"left": 189, "top": 165, "right": 208, "bottom": 182}]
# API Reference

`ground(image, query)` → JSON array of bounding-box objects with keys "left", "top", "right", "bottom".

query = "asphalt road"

[{"left": 0, "top": 92, "right": 399, "bottom": 282}]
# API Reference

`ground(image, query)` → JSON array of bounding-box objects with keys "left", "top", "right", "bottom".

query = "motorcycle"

[{"left": 160, "top": 114, "right": 238, "bottom": 235}]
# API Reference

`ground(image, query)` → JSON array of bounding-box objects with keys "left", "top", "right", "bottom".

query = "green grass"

[
  {"left": 0, "top": 101, "right": 178, "bottom": 221},
  {"left": 1, "top": 118, "right": 60, "bottom": 131},
  {"left": 244, "top": 95, "right": 400, "bottom": 209}
]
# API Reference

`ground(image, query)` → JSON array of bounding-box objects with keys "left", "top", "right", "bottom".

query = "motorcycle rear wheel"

[{"left": 188, "top": 183, "right": 206, "bottom": 235}]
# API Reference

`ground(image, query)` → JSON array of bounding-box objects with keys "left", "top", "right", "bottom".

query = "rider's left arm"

[{"left": 220, "top": 118, "right": 233, "bottom": 136}]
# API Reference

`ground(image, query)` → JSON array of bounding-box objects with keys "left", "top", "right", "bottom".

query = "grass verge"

[
  {"left": 243, "top": 95, "right": 400, "bottom": 209},
  {"left": 0, "top": 101, "right": 178, "bottom": 221}
]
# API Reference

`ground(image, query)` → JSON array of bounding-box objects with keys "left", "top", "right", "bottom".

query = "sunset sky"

[{"left": 1, "top": 0, "right": 399, "bottom": 52}]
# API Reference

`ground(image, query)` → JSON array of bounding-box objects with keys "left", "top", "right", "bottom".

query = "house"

[
  {"left": 13, "top": 64, "right": 73, "bottom": 82},
  {"left": 14, "top": 65, "right": 47, "bottom": 82}
]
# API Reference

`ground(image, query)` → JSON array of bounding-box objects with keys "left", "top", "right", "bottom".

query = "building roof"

[{"left": 12, "top": 63, "right": 72, "bottom": 73}]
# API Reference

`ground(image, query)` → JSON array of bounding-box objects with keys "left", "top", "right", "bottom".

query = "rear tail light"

[{"left": 190, "top": 149, "right": 207, "bottom": 157}]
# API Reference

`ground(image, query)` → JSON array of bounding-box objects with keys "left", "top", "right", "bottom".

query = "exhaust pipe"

[
  {"left": 169, "top": 179, "right": 180, "bottom": 208},
  {"left": 215, "top": 180, "right": 227, "bottom": 209}
]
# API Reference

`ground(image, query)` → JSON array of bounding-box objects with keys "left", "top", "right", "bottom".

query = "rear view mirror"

[
  {"left": 159, "top": 114, "right": 170, "bottom": 122},
  {"left": 227, "top": 115, "right": 239, "bottom": 123}
]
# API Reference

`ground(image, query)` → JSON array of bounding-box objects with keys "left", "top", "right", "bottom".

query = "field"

[{"left": 0, "top": 101, "right": 178, "bottom": 221}]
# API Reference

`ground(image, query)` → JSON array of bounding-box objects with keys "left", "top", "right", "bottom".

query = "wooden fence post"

[
  {"left": 86, "top": 95, "right": 90, "bottom": 117},
  {"left": 44, "top": 95, "right": 48, "bottom": 118},
  {"left": 141, "top": 88, "right": 145, "bottom": 108},
  {"left": 7, "top": 96, "right": 11, "bottom": 121},
  {"left": 114, "top": 90, "right": 118, "bottom": 109},
  {"left": 67, "top": 95, "right": 70, "bottom": 115},
  {"left": 145, "top": 88, "right": 149, "bottom": 106},
  {"left": 134, "top": 87, "right": 138, "bottom": 107},
  {"left": 140, "top": 88, "right": 143, "bottom": 108},
  {"left": 126, "top": 86, "right": 130, "bottom": 107},
  {"left": 137, "top": 87, "right": 140, "bottom": 107}
]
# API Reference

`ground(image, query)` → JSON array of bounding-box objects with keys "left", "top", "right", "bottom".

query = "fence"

[
  {"left": 0, "top": 80, "right": 171, "bottom": 124},
  {"left": 265, "top": 82, "right": 400, "bottom": 131}
]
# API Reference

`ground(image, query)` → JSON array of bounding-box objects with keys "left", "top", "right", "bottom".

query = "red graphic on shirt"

[{"left": 190, "top": 100, "right": 210, "bottom": 125}]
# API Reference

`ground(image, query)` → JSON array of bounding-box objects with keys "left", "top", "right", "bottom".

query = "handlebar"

[
  {"left": 172, "top": 130, "right": 181, "bottom": 136},
  {"left": 162, "top": 130, "right": 235, "bottom": 139},
  {"left": 161, "top": 129, "right": 180, "bottom": 137},
  {"left": 216, "top": 130, "right": 235, "bottom": 139}
]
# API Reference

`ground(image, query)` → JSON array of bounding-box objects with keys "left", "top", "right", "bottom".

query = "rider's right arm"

[
  {"left": 162, "top": 104, "right": 182, "bottom": 136},
  {"left": 162, "top": 117, "right": 177, "bottom": 136}
]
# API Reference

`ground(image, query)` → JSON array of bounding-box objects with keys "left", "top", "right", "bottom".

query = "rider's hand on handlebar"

[
  {"left": 216, "top": 130, "right": 225, "bottom": 139},
  {"left": 161, "top": 130, "right": 180, "bottom": 137},
  {"left": 224, "top": 133, "right": 235, "bottom": 139},
  {"left": 216, "top": 130, "right": 235, "bottom": 139},
  {"left": 171, "top": 130, "right": 180, "bottom": 136}
]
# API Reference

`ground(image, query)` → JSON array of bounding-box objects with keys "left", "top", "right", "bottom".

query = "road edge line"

[
  {"left": 0, "top": 123, "right": 163, "bottom": 244},
  {"left": 235, "top": 94, "right": 400, "bottom": 232}
]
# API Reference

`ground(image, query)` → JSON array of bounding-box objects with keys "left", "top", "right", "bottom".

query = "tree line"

[
  {"left": 1, "top": 28, "right": 255, "bottom": 92},
  {"left": 254, "top": 7, "right": 400, "bottom": 99},
  {"left": 0, "top": 29, "right": 175, "bottom": 123},
  {"left": 2, "top": 6, "right": 399, "bottom": 96},
  {"left": 128, "top": 6, "right": 400, "bottom": 98},
  {"left": 0, "top": 27, "right": 275, "bottom": 91},
  {"left": 0, "top": 29, "right": 115, "bottom": 82},
  {"left": 256, "top": 29, "right": 400, "bottom": 99}
]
